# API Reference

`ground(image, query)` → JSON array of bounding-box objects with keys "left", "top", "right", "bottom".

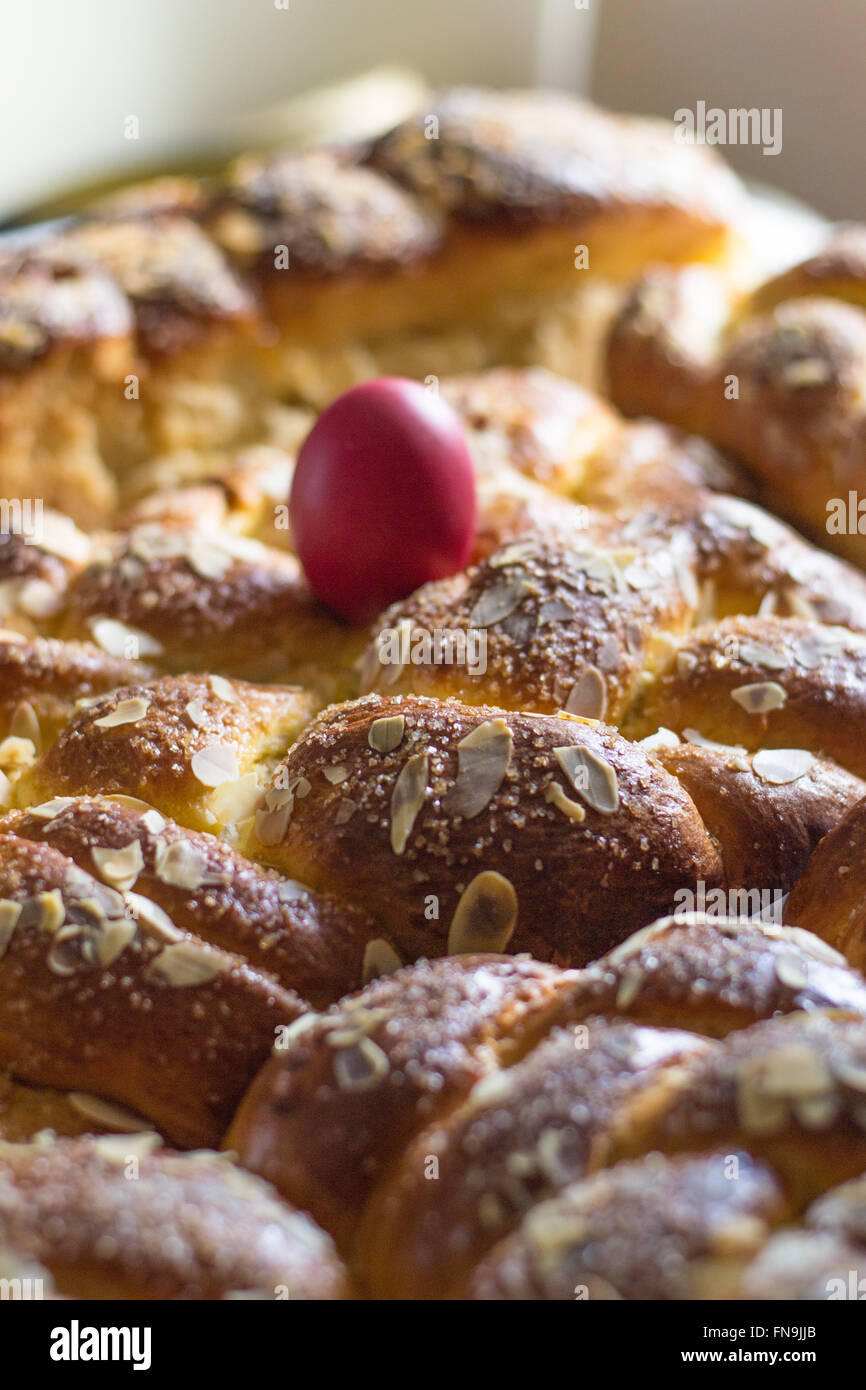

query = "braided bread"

[
  {"left": 2, "top": 86, "right": 866, "bottom": 1300},
  {"left": 606, "top": 224, "right": 866, "bottom": 567},
  {"left": 0, "top": 87, "right": 746, "bottom": 529},
  {"left": 227, "top": 918, "right": 866, "bottom": 1298}
]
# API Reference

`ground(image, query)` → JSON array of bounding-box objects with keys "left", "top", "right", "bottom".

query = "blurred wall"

[
  {"left": 0, "top": 0, "right": 595, "bottom": 218},
  {"left": 592, "top": 0, "right": 866, "bottom": 219}
]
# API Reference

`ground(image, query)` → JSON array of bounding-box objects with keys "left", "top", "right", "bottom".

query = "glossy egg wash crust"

[{"left": 2, "top": 88, "right": 866, "bottom": 1301}]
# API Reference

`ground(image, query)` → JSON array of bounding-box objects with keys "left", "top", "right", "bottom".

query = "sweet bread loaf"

[
  {"left": 1, "top": 87, "right": 865, "bottom": 1300},
  {"left": 606, "top": 225, "right": 866, "bottom": 567},
  {"left": 227, "top": 918, "right": 866, "bottom": 1298},
  {"left": 0, "top": 351, "right": 864, "bottom": 1292},
  {"left": 0, "top": 87, "right": 746, "bottom": 528}
]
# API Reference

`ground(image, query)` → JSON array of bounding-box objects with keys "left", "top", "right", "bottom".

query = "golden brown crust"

[
  {"left": 52, "top": 216, "right": 255, "bottom": 357},
  {"left": 0, "top": 88, "right": 746, "bottom": 528},
  {"left": 0, "top": 832, "right": 303, "bottom": 1146},
  {"left": 246, "top": 693, "right": 723, "bottom": 965},
  {"left": 229, "top": 922, "right": 866, "bottom": 1296},
  {"left": 0, "top": 633, "right": 153, "bottom": 750},
  {"left": 225, "top": 953, "right": 573, "bottom": 1247},
  {"left": 606, "top": 242, "right": 866, "bottom": 567},
  {"left": 17, "top": 673, "right": 316, "bottom": 835},
  {"left": 356, "top": 1018, "right": 710, "bottom": 1298},
  {"left": 441, "top": 367, "right": 620, "bottom": 494},
  {"left": 210, "top": 148, "right": 442, "bottom": 278},
  {"left": 361, "top": 534, "right": 697, "bottom": 720},
  {"left": 556, "top": 915, "right": 866, "bottom": 1036},
  {"left": 628, "top": 617, "right": 866, "bottom": 776},
  {"left": 786, "top": 797, "right": 866, "bottom": 973},
  {"left": 604, "top": 1010, "right": 866, "bottom": 1205},
  {"left": 0, "top": 1135, "right": 348, "bottom": 1299},
  {"left": 1, "top": 796, "right": 385, "bottom": 1007},
  {"left": 59, "top": 526, "right": 364, "bottom": 692},
  {"left": 651, "top": 742, "right": 865, "bottom": 889},
  {"left": 467, "top": 1151, "right": 785, "bottom": 1301},
  {"left": 368, "top": 88, "right": 742, "bottom": 239}
]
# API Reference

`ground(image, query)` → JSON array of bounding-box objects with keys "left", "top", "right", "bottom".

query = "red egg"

[{"left": 289, "top": 377, "right": 477, "bottom": 623}]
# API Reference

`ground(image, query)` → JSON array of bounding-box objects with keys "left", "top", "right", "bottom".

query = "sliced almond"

[
  {"left": 752, "top": 748, "right": 814, "bottom": 785},
  {"left": 124, "top": 891, "right": 181, "bottom": 940},
  {"left": 361, "top": 938, "right": 403, "bottom": 984},
  {"left": 28, "top": 797, "right": 75, "bottom": 821},
  {"left": 736, "top": 641, "right": 789, "bottom": 671},
  {"left": 333, "top": 1036, "right": 390, "bottom": 1091},
  {"left": 185, "top": 698, "right": 211, "bottom": 729},
  {"left": 93, "top": 696, "right": 151, "bottom": 730},
  {"left": 638, "top": 727, "right": 681, "bottom": 752},
  {"left": 731, "top": 681, "right": 787, "bottom": 714},
  {"left": 334, "top": 798, "right": 358, "bottom": 826},
  {"left": 447, "top": 719, "right": 512, "bottom": 819},
  {"left": 323, "top": 764, "right": 350, "bottom": 784},
  {"left": 90, "top": 617, "right": 163, "bottom": 659},
  {"left": 469, "top": 574, "right": 535, "bottom": 627},
  {"left": 390, "top": 753, "right": 428, "bottom": 854},
  {"left": 554, "top": 745, "right": 619, "bottom": 814},
  {"left": 191, "top": 743, "right": 240, "bottom": 788},
  {"left": 68, "top": 1093, "right": 153, "bottom": 1133},
  {"left": 447, "top": 870, "right": 518, "bottom": 955},
  {"left": 91, "top": 841, "right": 144, "bottom": 891},
  {"left": 154, "top": 840, "right": 207, "bottom": 891},
  {"left": 10, "top": 701, "right": 41, "bottom": 751},
  {"left": 208, "top": 674, "right": 237, "bottom": 703},
  {"left": 146, "top": 940, "right": 234, "bottom": 987},
  {"left": 564, "top": 667, "right": 606, "bottom": 720},
  {"left": 0, "top": 899, "right": 22, "bottom": 957},
  {"left": 545, "top": 781, "right": 586, "bottom": 822},
  {"left": 368, "top": 714, "right": 405, "bottom": 753}
]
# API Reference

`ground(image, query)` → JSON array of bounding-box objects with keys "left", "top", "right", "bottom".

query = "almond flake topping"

[
  {"left": 333, "top": 1036, "right": 390, "bottom": 1091},
  {"left": 638, "top": 727, "right": 681, "bottom": 752},
  {"left": 390, "top": 753, "right": 429, "bottom": 854},
  {"left": 90, "top": 617, "right": 163, "bottom": 659},
  {"left": 361, "top": 938, "right": 403, "bottom": 984},
  {"left": 447, "top": 871, "right": 518, "bottom": 955},
  {"left": 10, "top": 701, "right": 41, "bottom": 750},
  {"left": 752, "top": 748, "right": 814, "bottom": 785},
  {"left": 91, "top": 841, "right": 144, "bottom": 890},
  {"left": 323, "top": 764, "right": 350, "bottom": 784},
  {"left": 29, "top": 797, "right": 75, "bottom": 820},
  {"left": 68, "top": 1093, "right": 153, "bottom": 1133},
  {"left": 554, "top": 745, "right": 619, "bottom": 814},
  {"left": 564, "top": 667, "right": 607, "bottom": 720},
  {"left": 34, "top": 889, "right": 66, "bottom": 933},
  {"left": 208, "top": 674, "right": 237, "bottom": 703},
  {"left": 368, "top": 715, "right": 405, "bottom": 753},
  {"left": 191, "top": 743, "right": 240, "bottom": 787},
  {"left": 544, "top": 782, "right": 586, "bottom": 822},
  {"left": 185, "top": 698, "right": 210, "bottom": 729},
  {"left": 146, "top": 940, "right": 235, "bottom": 987},
  {"left": 124, "top": 892, "right": 182, "bottom": 940},
  {"left": 36, "top": 511, "right": 92, "bottom": 562},
  {"left": 469, "top": 573, "right": 535, "bottom": 627},
  {"left": 447, "top": 719, "right": 512, "bottom": 819},
  {"left": 334, "top": 798, "right": 357, "bottom": 825},
  {"left": 0, "top": 900, "right": 22, "bottom": 957},
  {"left": 94, "top": 696, "right": 151, "bottom": 729},
  {"left": 731, "top": 681, "right": 787, "bottom": 714},
  {"left": 736, "top": 642, "right": 789, "bottom": 671},
  {"left": 154, "top": 840, "right": 207, "bottom": 890}
]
